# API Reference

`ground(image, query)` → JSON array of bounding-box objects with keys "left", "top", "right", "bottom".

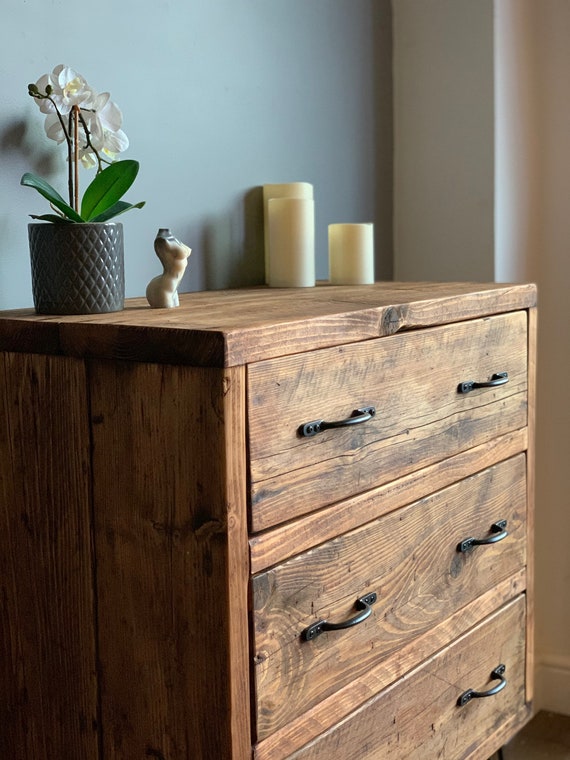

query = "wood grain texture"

[
  {"left": 285, "top": 597, "right": 527, "bottom": 760},
  {"left": 89, "top": 361, "right": 250, "bottom": 760},
  {"left": 248, "top": 312, "right": 528, "bottom": 529},
  {"left": 463, "top": 707, "right": 532, "bottom": 760},
  {"left": 252, "top": 455, "right": 527, "bottom": 739},
  {"left": 253, "top": 573, "right": 526, "bottom": 760},
  {"left": 0, "top": 353, "right": 98, "bottom": 758},
  {"left": 0, "top": 283, "right": 537, "bottom": 367},
  {"left": 249, "top": 429, "right": 528, "bottom": 573}
]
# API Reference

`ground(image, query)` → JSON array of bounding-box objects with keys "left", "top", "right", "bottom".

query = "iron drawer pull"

[
  {"left": 458, "top": 520, "right": 508, "bottom": 553},
  {"left": 458, "top": 371, "right": 509, "bottom": 394},
  {"left": 457, "top": 664, "right": 507, "bottom": 707},
  {"left": 298, "top": 406, "right": 376, "bottom": 438},
  {"left": 301, "top": 592, "right": 378, "bottom": 641}
]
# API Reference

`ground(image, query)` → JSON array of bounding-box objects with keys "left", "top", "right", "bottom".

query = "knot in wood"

[
  {"left": 192, "top": 515, "right": 226, "bottom": 540},
  {"left": 382, "top": 306, "right": 402, "bottom": 335}
]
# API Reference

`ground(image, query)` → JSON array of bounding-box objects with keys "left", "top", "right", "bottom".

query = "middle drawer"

[{"left": 251, "top": 454, "right": 527, "bottom": 741}]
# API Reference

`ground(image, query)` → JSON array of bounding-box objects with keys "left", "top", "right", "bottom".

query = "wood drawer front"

[
  {"left": 285, "top": 597, "right": 527, "bottom": 760},
  {"left": 248, "top": 311, "right": 528, "bottom": 531},
  {"left": 252, "top": 455, "right": 526, "bottom": 740}
]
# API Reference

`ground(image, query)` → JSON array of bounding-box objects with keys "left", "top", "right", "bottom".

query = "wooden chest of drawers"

[{"left": 0, "top": 283, "right": 536, "bottom": 759}]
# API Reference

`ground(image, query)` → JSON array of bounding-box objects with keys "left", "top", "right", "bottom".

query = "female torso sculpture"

[{"left": 146, "top": 228, "right": 191, "bottom": 308}]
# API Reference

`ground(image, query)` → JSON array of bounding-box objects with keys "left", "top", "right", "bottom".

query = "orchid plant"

[{"left": 21, "top": 65, "right": 145, "bottom": 223}]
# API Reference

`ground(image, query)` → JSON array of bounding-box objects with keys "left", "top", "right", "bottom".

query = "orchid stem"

[{"left": 77, "top": 110, "right": 106, "bottom": 174}]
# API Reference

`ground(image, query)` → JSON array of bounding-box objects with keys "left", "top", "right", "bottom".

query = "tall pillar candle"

[
  {"left": 263, "top": 183, "right": 313, "bottom": 283},
  {"left": 328, "top": 223, "right": 375, "bottom": 284},
  {"left": 267, "top": 197, "right": 315, "bottom": 287}
]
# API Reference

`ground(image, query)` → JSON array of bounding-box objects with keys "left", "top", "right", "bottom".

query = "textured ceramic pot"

[{"left": 28, "top": 222, "right": 125, "bottom": 315}]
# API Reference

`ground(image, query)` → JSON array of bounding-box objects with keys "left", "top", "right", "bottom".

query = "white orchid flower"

[
  {"left": 34, "top": 64, "right": 95, "bottom": 116},
  {"left": 79, "top": 128, "right": 129, "bottom": 167},
  {"left": 33, "top": 67, "right": 129, "bottom": 163},
  {"left": 43, "top": 112, "right": 67, "bottom": 144},
  {"left": 91, "top": 92, "right": 123, "bottom": 132},
  {"left": 99, "top": 128, "right": 129, "bottom": 158},
  {"left": 82, "top": 92, "right": 129, "bottom": 152}
]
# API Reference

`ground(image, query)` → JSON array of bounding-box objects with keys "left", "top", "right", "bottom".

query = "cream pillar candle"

[
  {"left": 263, "top": 183, "right": 313, "bottom": 283},
  {"left": 328, "top": 223, "right": 375, "bottom": 285},
  {"left": 267, "top": 197, "right": 315, "bottom": 287}
]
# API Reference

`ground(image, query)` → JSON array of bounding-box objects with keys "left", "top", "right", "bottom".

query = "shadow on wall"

[
  {"left": 0, "top": 119, "right": 62, "bottom": 311},
  {"left": 200, "top": 186, "right": 265, "bottom": 291},
  {"left": 0, "top": 118, "right": 58, "bottom": 178}
]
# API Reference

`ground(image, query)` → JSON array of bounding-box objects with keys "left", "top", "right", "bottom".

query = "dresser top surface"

[{"left": 0, "top": 282, "right": 536, "bottom": 367}]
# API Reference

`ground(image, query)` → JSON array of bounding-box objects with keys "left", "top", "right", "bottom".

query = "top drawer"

[{"left": 248, "top": 312, "right": 528, "bottom": 531}]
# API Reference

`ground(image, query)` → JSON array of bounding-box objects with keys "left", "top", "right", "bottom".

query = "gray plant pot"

[{"left": 28, "top": 222, "right": 125, "bottom": 315}]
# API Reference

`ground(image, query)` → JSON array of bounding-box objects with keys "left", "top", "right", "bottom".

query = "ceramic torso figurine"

[{"left": 146, "top": 228, "right": 192, "bottom": 308}]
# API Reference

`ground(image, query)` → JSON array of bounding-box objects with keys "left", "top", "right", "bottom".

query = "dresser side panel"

[
  {"left": 0, "top": 352, "right": 98, "bottom": 758},
  {"left": 89, "top": 361, "right": 250, "bottom": 760}
]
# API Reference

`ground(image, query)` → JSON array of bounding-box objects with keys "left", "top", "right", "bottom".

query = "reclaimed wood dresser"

[{"left": 0, "top": 282, "right": 536, "bottom": 759}]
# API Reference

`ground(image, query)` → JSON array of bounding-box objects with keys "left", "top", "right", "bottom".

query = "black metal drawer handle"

[
  {"left": 458, "top": 664, "right": 507, "bottom": 706},
  {"left": 458, "top": 371, "right": 509, "bottom": 394},
  {"left": 301, "top": 592, "right": 378, "bottom": 641},
  {"left": 298, "top": 406, "right": 376, "bottom": 438},
  {"left": 458, "top": 520, "right": 508, "bottom": 553}
]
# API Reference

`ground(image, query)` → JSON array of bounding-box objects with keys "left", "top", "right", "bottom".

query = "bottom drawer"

[{"left": 286, "top": 596, "right": 527, "bottom": 760}]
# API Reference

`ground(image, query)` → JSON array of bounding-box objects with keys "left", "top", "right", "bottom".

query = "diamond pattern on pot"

[{"left": 29, "top": 223, "right": 125, "bottom": 314}]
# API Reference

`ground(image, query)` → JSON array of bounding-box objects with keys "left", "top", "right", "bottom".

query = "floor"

[{"left": 491, "top": 712, "right": 570, "bottom": 759}]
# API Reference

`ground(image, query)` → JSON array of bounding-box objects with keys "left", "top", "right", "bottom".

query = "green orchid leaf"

[
  {"left": 81, "top": 160, "right": 140, "bottom": 221},
  {"left": 21, "top": 172, "right": 84, "bottom": 222},
  {"left": 29, "top": 213, "right": 75, "bottom": 223},
  {"left": 89, "top": 200, "right": 146, "bottom": 224}
]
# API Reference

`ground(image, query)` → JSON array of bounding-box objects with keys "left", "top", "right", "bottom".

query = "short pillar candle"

[
  {"left": 263, "top": 183, "right": 313, "bottom": 283},
  {"left": 267, "top": 197, "right": 315, "bottom": 288},
  {"left": 328, "top": 223, "right": 375, "bottom": 285}
]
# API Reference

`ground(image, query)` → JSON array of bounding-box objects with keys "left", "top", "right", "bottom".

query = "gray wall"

[
  {"left": 393, "top": 0, "right": 495, "bottom": 282},
  {"left": 0, "top": 0, "right": 392, "bottom": 309}
]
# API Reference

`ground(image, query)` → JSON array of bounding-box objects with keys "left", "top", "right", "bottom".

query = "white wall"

[
  {"left": 393, "top": 0, "right": 495, "bottom": 282},
  {"left": 395, "top": 0, "right": 570, "bottom": 716},
  {"left": 528, "top": 0, "right": 570, "bottom": 717},
  {"left": 0, "top": 0, "right": 393, "bottom": 310},
  {"left": 494, "top": 0, "right": 540, "bottom": 285},
  {"left": 481, "top": 0, "right": 570, "bottom": 716}
]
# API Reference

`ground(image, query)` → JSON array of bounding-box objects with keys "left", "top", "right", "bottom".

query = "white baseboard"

[{"left": 535, "top": 657, "right": 570, "bottom": 716}]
